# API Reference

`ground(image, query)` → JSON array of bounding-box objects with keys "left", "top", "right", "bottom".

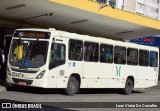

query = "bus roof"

[{"left": 15, "top": 28, "right": 159, "bottom": 52}]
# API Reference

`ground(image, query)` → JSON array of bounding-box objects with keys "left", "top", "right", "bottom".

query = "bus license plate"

[{"left": 18, "top": 82, "right": 26, "bottom": 86}]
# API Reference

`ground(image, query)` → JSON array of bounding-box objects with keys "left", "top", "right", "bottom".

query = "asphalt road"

[{"left": 0, "top": 82, "right": 159, "bottom": 111}]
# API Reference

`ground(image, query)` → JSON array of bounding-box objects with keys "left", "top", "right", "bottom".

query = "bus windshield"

[{"left": 9, "top": 39, "right": 48, "bottom": 68}]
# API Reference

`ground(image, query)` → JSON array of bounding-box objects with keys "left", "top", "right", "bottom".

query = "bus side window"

[
  {"left": 100, "top": 44, "right": 113, "bottom": 63},
  {"left": 49, "top": 43, "right": 66, "bottom": 70},
  {"left": 114, "top": 46, "right": 126, "bottom": 64},
  {"left": 127, "top": 48, "right": 138, "bottom": 65},
  {"left": 139, "top": 50, "right": 149, "bottom": 66},
  {"left": 84, "top": 42, "right": 99, "bottom": 62},
  {"left": 150, "top": 51, "right": 158, "bottom": 67},
  {"left": 69, "top": 39, "right": 83, "bottom": 61}
]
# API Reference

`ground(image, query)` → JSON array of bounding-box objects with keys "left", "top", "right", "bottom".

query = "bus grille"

[
  {"left": 12, "top": 78, "right": 33, "bottom": 85},
  {"left": 11, "top": 68, "right": 38, "bottom": 73}
]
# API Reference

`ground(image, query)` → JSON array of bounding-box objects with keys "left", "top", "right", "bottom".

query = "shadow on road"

[{"left": 4, "top": 84, "right": 145, "bottom": 95}]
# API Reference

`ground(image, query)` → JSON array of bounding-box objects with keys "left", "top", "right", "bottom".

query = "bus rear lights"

[
  {"left": 52, "top": 76, "right": 54, "bottom": 78},
  {"left": 36, "top": 70, "right": 45, "bottom": 79}
]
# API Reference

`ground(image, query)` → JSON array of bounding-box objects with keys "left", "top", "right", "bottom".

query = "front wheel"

[
  {"left": 64, "top": 76, "right": 79, "bottom": 95},
  {"left": 122, "top": 79, "right": 133, "bottom": 95},
  {"left": 6, "top": 83, "right": 13, "bottom": 91}
]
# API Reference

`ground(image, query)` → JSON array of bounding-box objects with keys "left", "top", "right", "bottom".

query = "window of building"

[
  {"left": 156, "top": 8, "right": 159, "bottom": 13},
  {"left": 139, "top": 50, "right": 149, "bottom": 66},
  {"left": 137, "top": 2, "right": 145, "bottom": 10},
  {"left": 114, "top": 46, "right": 126, "bottom": 64},
  {"left": 69, "top": 39, "right": 83, "bottom": 61},
  {"left": 84, "top": 42, "right": 99, "bottom": 62},
  {"left": 150, "top": 51, "right": 158, "bottom": 67},
  {"left": 127, "top": 48, "right": 138, "bottom": 65},
  {"left": 100, "top": 44, "right": 113, "bottom": 63}
]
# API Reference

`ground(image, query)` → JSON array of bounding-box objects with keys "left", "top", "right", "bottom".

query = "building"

[{"left": 116, "top": 0, "right": 160, "bottom": 20}]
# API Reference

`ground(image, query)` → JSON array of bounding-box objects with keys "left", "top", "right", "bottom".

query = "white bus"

[{"left": 6, "top": 28, "right": 159, "bottom": 95}]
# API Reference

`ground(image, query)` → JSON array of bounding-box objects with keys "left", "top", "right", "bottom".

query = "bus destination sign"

[{"left": 14, "top": 31, "right": 50, "bottom": 39}]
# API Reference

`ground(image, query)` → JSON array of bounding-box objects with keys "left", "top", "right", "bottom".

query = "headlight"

[{"left": 36, "top": 70, "right": 45, "bottom": 79}]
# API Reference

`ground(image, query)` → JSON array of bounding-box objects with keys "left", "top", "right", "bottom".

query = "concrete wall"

[{"left": 124, "top": 0, "right": 136, "bottom": 13}]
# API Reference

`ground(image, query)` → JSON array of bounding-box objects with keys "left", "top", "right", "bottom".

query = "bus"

[{"left": 6, "top": 28, "right": 159, "bottom": 95}]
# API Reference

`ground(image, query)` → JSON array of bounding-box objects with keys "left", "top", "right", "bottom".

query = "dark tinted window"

[
  {"left": 114, "top": 46, "right": 126, "bottom": 64},
  {"left": 69, "top": 39, "right": 83, "bottom": 61},
  {"left": 49, "top": 43, "right": 65, "bottom": 69},
  {"left": 84, "top": 42, "right": 99, "bottom": 62},
  {"left": 127, "top": 48, "right": 138, "bottom": 65},
  {"left": 150, "top": 51, "right": 158, "bottom": 67},
  {"left": 139, "top": 50, "right": 149, "bottom": 66},
  {"left": 100, "top": 44, "right": 113, "bottom": 63}
]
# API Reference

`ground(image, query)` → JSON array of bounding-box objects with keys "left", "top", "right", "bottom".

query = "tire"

[
  {"left": 64, "top": 76, "right": 79, "bottom": 95},
  {"left": 6, "top": 83, "right": 13, "bottom": 91},
  {"left": 122, "top": 79, "right": 133, "bottom": 95}
]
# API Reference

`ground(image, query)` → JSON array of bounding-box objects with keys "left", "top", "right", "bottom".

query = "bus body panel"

[
  {"left": 82, "top": 62, "right": 113, "bottom": 88},
  {"left": 135, "top": 66, "right": 158, "bottom": 88},
  {"left": 6, "top": 28, "right": 159, "bottom": 92}
]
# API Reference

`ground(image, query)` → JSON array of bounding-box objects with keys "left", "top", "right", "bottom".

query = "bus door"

[{"left": 48, "top": 38, "right": 68, "bottom": 88}]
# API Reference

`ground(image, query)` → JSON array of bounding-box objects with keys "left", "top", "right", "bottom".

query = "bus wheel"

[
  {"left": 65, "top": 76, "right": 79, "bottom": 95},
  {"left": 6, "top": 83, "right": 13, "bottom": 91},
  {"left": 122, "top": 79, "right": 133, "bottom": 95}
]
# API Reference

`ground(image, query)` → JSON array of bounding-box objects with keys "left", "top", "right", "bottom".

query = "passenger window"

[
  {"left": 139, "top": 50, "right": 149, "bottom": 66},
  {"left": 84, "top": 42, "right": 99, "bottom": 62},
  {"left": 69, "top": 39, "right": 83, "bottom": 61},
  {"left": 127, "top": 48, "right": 138, "bottom": 65},
  {"left": 114, "top": 46, "right": 126, "bottom": 64},
  {"left": 150, "top": 51, "right": 158, "bottom": 67},
  {"left": 100, "top": 44, "right": 113, "bottom": 63},
  {"left": 49, "top": 43, "right": 66, "bottom": 69}
]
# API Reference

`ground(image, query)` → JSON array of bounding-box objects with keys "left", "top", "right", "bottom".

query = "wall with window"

[{"left": 116, "top": 0, "right": 160, "bottom": 20}]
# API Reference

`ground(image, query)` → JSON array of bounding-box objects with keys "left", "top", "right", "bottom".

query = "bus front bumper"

[{"left": 6, "top": 76, "right": 48, "bottom": 88}]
